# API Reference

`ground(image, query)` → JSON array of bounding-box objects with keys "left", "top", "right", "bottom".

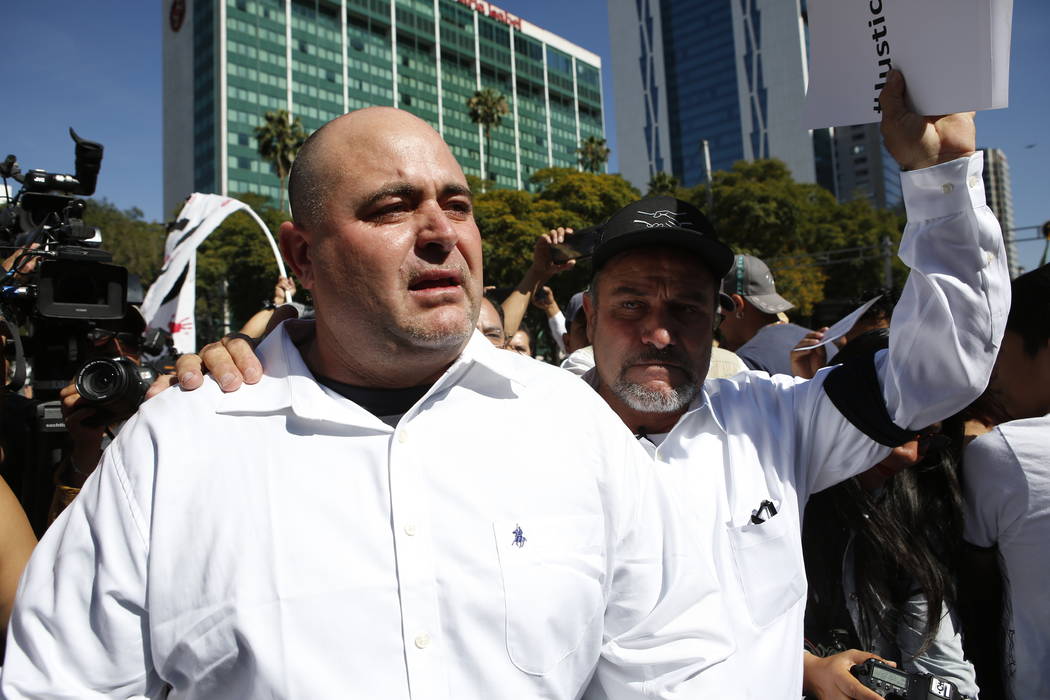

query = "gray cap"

[
  {"left": 721, "top": 254, "right": 794, "bottom": 315},
  {"left": 563, "top": 291, "right": 586, "bottom": 325}
]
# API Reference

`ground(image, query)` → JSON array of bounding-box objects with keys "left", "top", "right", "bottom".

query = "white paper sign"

[
  {"left": 792, "top": 295, "right": 883, "bottom": 353},
  {"left": 804, "top": 0, "right": 1013, "bottom": 129}
]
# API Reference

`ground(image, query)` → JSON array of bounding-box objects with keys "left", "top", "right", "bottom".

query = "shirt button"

[
  {"left": 941, "top": 182, "right": 954, "bottom": 194},
  {"left": 414, "top": 633, "right": 431, "bottom": 649},
  {"left": 968, "top": 175, "right": 980, "bottom": 189},
  {"left": 397, "top": 429, "right": 409, "bottom": 444},
  {"left": 404, "top": 523, "right": 417, "bottom": 536}
]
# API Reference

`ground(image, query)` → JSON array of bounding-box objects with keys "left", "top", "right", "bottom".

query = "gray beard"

[{"left": 612, "top": 377, "right": 700, "bottom": 414}]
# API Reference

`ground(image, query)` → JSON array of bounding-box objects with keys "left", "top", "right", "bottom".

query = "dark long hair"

[
  {"left": 824, "top": 329, "right": 967, "bottom": 656},
  {"left": 830, "top": 415, "right": 966, "bottom": 657}
]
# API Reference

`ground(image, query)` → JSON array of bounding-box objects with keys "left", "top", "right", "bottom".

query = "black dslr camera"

[
  {"left": 75, "top": 357, "right": 158, "bottom": 428},
  {"left": 850, "top": 658, "right": 971, "bottom": 700}
]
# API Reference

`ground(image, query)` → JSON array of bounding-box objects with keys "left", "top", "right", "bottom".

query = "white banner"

[
  {"left": 140, "top": 193, "right": 286, "bottom": 353},
  {"left": 804, "top": 0, "right": 1013, "bottom": 129}
]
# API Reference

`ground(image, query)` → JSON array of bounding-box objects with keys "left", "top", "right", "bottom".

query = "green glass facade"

[{"left": 167, "top": 0, "right": 603, "bottom": 213}]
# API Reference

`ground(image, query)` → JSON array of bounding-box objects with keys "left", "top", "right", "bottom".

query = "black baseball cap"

[{"left": 591, "top": 196, "right": 735, "bottom": 279}]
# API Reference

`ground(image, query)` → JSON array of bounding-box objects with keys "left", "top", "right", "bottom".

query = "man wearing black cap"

[
  {"left": 574, "top": 71, "right": 1009, "bottom": 695},
  {"left": 719, "top": 254, "right": 812, "bottom": 376}
]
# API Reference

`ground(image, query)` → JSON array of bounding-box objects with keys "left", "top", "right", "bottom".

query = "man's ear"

[
  {"left": 582, "top": 293, "right": 595, "bottom": 344},
  {"left": 278, "top": 221, "right": 315, "bottom": 290},
  {"left": 730, "top": 294, "right": 745, "bottom": 315}
]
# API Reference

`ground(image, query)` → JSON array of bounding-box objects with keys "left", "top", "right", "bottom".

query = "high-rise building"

[
  {"left": 832, "top": 123, "right": 901, "bottom": 210},
  {"left": 981, "top": 147, "right": 1020, "bottom": 276},
  {"left": 608, "top": 0, "right": 832, "bottom": 192},
  {"left": 163, "top": 0, "right": 603, "bottom": 216}
]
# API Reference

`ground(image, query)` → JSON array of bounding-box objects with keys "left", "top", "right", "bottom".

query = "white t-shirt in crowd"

[{"left": 962, "top": 413, "right": 1050, "bottom": 699}]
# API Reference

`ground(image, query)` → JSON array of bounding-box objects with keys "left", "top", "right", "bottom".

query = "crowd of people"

[{"left": 0, "top": 69, "right": 1046, "bottom": 699}]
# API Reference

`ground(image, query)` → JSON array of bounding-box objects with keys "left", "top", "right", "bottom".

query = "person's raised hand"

[
  {"left": 791, "top": 327, "right": 829, "bottom": 379},
  {"left": 273, "top": 276, "right": 296, "bottom": 306},
  {"left": 880, "top": 70, "right": 975, "bottom": 171},
  {"left": 802, "top": 650, "right": 895, "bottom": 700},
  {"left": 531, "top": 228, "right": 576, "bottom": 280},
  {"left": 531, "top": 285, "right": 559, "bottom": 316}
]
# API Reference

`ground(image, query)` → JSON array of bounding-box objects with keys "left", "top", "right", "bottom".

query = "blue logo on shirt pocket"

[{"left": 493, "top": 516, "right": 606, "bottom": 675}]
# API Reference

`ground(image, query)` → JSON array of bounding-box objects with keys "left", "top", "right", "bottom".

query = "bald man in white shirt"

[{"left": 1, "top": 108, "right": 732, "bottom": 699}]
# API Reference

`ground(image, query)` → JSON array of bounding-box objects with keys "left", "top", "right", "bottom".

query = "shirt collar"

[
  {"left": 214, "top": 323, "right": 523, "bottom": 425},
  {"left": 687, "top": 383, "right": 729, "bottom": 434}
]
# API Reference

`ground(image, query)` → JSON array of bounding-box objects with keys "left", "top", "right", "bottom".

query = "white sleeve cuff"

[{"left": 901, "top": 152, "right": 986, "bottom": 221}]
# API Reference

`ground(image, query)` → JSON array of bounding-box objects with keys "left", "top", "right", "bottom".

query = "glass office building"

[
  {"left": 608, "top": 0, "right": 832, "bottom": 192},
  {"left": 163, "top": 0, "right": 604, "bottom": 215},
  {"left": 833, "top": 123, "right": 901, "bottom": 211}
]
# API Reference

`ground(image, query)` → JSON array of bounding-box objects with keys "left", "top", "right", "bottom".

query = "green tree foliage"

[
  {"left": 255, "top": 110, "right": 307, "bottom": 212},
  {"left": 681, "top": 159, "right": 906, "bottom": 317},
  {"left": 532, "top": 168, "right": 640, "bottom": 225},
  {"left": 474, "top": 168, "right": 639, "bottom": 301},
  {"left": 576, "top": 136, "right": 611, "bottom": 174},
  {"left": 646, "top": 171, "right": 680, "bottom": 197},
  {"left": 193, "top": 193, "right": 293, "bottom": 343},
  {"left": 466, "top": 88, "right": 510, "bottom": 188},
  {"left": 83, "top": 199, "right": 165, "bottom": 289}
]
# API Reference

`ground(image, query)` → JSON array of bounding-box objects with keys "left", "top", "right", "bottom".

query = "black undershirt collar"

[{"left": 315, "top": 375, "right": 433, "bottom": 427}]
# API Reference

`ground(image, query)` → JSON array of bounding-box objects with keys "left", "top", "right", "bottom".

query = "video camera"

[
  {"left": 1, "top": 128, "right": 129, "bottom": 394},
  {"left": 851, "top": 658, "right": 973, "bottom": 700},
  {"left": 0, "top": 129, "right": 151, "bottom": 535}
]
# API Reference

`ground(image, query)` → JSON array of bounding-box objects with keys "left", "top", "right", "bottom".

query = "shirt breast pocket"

[
  {"left": 726, "top": 510, "right": 805, "bottom": 628},
  {"left": 493, "top": 516, "right": 607, "bottom": 676}
]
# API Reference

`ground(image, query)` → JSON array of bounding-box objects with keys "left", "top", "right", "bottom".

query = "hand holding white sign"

[{"left": 804, "top": 0, "right": 1012, "bottom": 129}]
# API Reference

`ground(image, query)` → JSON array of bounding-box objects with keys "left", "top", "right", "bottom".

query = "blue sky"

[{"left": 5, "top": 1, "right": 1048, "bottom": 271}]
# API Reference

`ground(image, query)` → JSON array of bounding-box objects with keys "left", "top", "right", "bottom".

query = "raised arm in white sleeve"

[
  {"left": 880, "top": 151, "right": 1009, "bottom": 430},
  {"left": 790, "top": 151, "right": 1009, "bottom": 496}
]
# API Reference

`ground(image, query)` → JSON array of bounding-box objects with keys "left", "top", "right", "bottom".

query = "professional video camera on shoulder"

[{"left": 1, "top": 128, "right": 129, "bottom": 393}]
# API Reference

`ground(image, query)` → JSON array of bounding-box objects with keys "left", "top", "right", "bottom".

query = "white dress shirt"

[
  {"left": 1, "top": 328, "right": 734, "bottom": 699},
  {"left": 624, "top": 154, "right": 1008, "bottom": 697}
]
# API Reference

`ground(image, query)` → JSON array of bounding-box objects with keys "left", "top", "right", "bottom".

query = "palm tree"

[
  {"left": 466, "top": 88, "right": 510, "bottom": 189},
  {"left": 254, "top": 110, "right": 307, "bottom": 212},
  {"left": 646, "top": 171, "right": 680, "bottom": 197},
  {"left": 576, "top": 136, "right": 610, "bottom": 173}
]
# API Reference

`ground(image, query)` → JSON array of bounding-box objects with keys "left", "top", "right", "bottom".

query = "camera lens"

[{"left": 76, "top": 359, "right": 128, "bottom": 403}]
